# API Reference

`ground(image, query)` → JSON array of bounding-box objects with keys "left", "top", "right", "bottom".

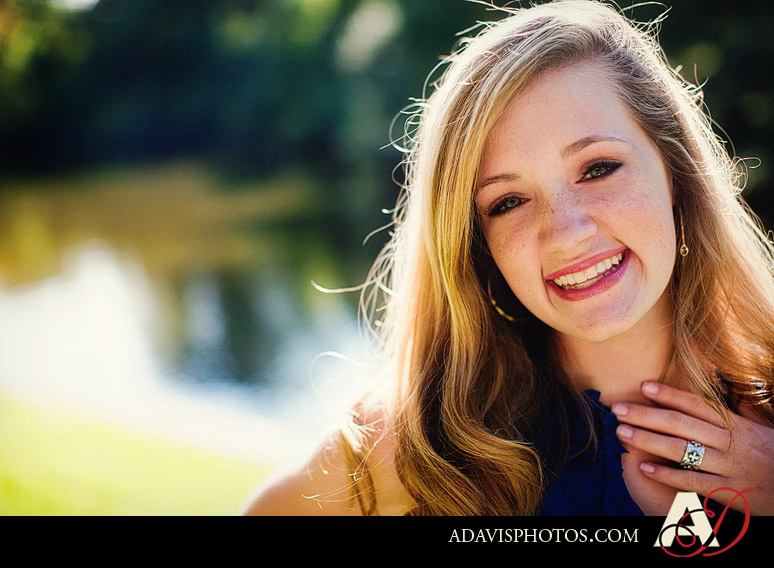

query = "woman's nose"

[{"left": 540, "top": 196, "right": 597, "bottom": 251}]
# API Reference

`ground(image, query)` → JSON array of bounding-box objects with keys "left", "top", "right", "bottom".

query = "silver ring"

[{"left": 680, "top": 440, "right": 705, "bottom": 471}]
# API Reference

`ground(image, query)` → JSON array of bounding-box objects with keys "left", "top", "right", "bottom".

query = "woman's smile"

[{"left": 547, "top": 249, "right": 629, "bottom": 301}]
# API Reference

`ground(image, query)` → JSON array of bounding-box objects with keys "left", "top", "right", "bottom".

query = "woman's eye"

[
  {"left": 485, "top": 195, "right": 524, "bottom": 217},
  {"left": 581, "top": 159, "right": 622, "bottom": 181}
]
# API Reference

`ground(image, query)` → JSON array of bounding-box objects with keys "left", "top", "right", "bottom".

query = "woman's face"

[{"left": 476, "top": 61, "right": 677, "bottom": 343}]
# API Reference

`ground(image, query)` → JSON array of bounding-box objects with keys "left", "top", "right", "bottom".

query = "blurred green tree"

[{"left": 1, "top": 0, "right": 771, "bottom": 225}]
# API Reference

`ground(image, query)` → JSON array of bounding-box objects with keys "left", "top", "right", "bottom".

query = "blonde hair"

[{"left": 344, "top": 0, "right": 774, "bottom": 515}]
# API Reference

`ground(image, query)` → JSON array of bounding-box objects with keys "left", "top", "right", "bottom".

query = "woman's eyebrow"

[
  {"left": 477, "top": 172, "right": 521, "bottom": 192},
  {"left": 561, "top": 135, "right": 626, "bottom": 159}
]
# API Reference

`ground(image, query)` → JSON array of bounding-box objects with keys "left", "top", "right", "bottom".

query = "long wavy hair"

[{"left": 340, "top": 0, "right": 774, "bottom": 516}]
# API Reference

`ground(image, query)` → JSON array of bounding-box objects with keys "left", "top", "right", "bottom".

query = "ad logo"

[{"left": 654, "top": 488, "right": 752, "bottom": 557}]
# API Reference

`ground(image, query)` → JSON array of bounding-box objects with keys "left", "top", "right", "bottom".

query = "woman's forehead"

[{"left": 478, "top": 63, "right": 642, "bottom": 173}]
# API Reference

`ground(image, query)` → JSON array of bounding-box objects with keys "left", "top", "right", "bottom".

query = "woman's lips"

[
  {"left": 547, "top": 249, "right": 630, "bottom": 301},
  {"left": 544, "top": 248, "right": 627, "bottom": 281},
  {"left": 552, "top": 251, "right": 624, "bottom": 289}
]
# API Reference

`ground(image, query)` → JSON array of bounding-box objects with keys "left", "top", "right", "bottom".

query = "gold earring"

[
  {"left": 486, "top": 270, "right": 518, "bottom": 322},
  {"left": 679, "top": 209, "right": 689, "bottom": 257}
]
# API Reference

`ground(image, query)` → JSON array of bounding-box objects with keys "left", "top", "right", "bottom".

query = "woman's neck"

[{"left": 555, "top": 296, "right": 677, "bottom": 406}]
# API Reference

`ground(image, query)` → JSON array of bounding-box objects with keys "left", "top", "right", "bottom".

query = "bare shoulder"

[
  {"left": 241, "top": 390, "right": 414, "bottom": 516},
  {"left": 240, "top": 433, "right": 363, "bottom": 516}
]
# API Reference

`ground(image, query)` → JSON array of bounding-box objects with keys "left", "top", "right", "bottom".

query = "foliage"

[{"left": 1, "top": 1, "right": 771, "bottom": 217}]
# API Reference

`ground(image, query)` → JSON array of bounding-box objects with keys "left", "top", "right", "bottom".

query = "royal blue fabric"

[{"left": 539, "top": 390, "right": 644, "bottom": 516}]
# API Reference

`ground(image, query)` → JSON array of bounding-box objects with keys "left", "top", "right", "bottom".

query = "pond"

[{"left": 0, "top": 162, "right": 386, "bottom": 464}]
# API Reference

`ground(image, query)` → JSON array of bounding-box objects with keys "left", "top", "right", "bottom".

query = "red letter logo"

[{"left": 655, "top": 488, "right": 752, "bottom": 557}]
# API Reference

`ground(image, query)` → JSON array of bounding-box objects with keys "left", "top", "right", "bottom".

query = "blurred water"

[{"left": 0, "top": 190, "right": 382, "bottom": 466}]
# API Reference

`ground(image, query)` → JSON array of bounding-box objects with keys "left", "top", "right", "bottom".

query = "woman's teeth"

[{"left": 552, "top": 252, "right": 624, "bottom": 290}]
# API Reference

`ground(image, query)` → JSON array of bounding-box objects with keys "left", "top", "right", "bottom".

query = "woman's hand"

[{"left": 611, "top": 381, "right": 774, "bottom": 515}]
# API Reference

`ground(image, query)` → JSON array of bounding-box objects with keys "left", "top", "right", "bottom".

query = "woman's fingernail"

[
  {"left": 642, "top": 382, "right": 660, "bottom": 396},
  {"left": 611, "top": 403, "right": 629, "bottom": 416},
  {"left": 616, "top": 425, "right": 634, "bottom": 439},
  {"left": 640, "top": 462, "right": 656, "bottom": 474}
]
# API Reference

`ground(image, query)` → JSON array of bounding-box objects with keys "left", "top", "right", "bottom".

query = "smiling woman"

[
  {"left": 243, "top": 0, "right": 774, "bottom": 516},
  {"left": 476, "top": 61, "right": 677, "bottom": 346}
]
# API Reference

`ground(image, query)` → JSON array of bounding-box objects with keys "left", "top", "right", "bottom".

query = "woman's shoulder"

[{"left": 241, "top": 388, "right": 414, "bottom": 516}]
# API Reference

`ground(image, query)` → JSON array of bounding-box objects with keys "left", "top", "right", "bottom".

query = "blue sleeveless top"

[{"left": 539, "top": 390, "right": 644, "bottom": 516}]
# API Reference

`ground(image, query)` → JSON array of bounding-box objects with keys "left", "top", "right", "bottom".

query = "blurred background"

[{"left": 0, "top": 0, "right": 771, "bottom": 515}]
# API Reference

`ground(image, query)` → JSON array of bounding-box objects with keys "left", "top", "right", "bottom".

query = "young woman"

[{"left": 243, "top": 0, "right": 774, "bottom": 516}]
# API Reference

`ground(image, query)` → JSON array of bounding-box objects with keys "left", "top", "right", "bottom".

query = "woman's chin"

[
  {"left": 556, "top": 320, "right": 638, "bottom": 344},
  {"left": 548, "top": 292, "right": 672, "bottom": 345}
]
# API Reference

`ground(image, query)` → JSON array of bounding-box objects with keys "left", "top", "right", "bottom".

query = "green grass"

[{"left": 0, "top": 395, "right": 275, "bottom": 516}]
